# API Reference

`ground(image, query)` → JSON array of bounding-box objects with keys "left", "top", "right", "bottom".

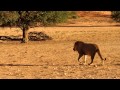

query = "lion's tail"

[{"left": 97, "top": 49, "right": 106, "bottom": 61}]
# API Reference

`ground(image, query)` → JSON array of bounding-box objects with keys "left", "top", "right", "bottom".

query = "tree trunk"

[{"left": 22, "top": 28, "right": 29, "bottom": 43}]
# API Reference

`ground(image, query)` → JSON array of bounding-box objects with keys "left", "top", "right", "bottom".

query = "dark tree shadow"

[
  {"left": 0, "top": 35, "right": 22, "bottom": 41},
  {"left": 0, "top": 32, "right": 52, "bottom": 41},
  {"left": 28, "top": 31, "right": 52, "bottom": 41}
]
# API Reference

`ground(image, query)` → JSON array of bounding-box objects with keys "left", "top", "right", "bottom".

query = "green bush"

[
  {"left": 111, "top": 11, "right": 120, "bottom": 22},
  {"left": 38, "top": 11, "right": 69, "bottom": 25},
  {"left": 0, "top": 11, "right": 19, "bottom": 26},
  {"left": 0, "top": 11, "right": 72, "bottom": 43},
  {"left": 67, "top": 11, "right": 78, "bottom": 19},
  {"left": 0, "top": 11, "right": 71, "bottom": 26}
]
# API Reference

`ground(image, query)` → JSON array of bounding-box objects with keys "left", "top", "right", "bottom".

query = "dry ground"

[{"left": 0, "top": 11, "right": 120, "bottom": 79}]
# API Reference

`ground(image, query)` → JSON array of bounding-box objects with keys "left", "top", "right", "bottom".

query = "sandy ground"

[{"left": 0, "top": 11, "right": 120, "bottom": 79}]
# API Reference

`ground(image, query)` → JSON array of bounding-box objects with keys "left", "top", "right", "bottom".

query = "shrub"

[{"left": 111, "top": 11, "right": 120, "bottom": 22}]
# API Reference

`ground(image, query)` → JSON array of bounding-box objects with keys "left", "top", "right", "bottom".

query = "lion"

[{"left": 73, "top": 41, "right": 106, "bottom": 65}]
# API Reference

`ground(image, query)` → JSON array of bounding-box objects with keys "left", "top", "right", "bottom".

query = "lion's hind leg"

[{"left": 88, "top": 53, "right": 96, "bottom": 65}]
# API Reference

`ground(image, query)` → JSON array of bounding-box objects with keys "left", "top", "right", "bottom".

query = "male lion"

[{"left": 73, "top": 41, "right": 106, "bottom": 65}]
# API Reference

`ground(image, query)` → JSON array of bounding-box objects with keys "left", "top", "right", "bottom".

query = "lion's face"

[
  {"left": 73, "top": 42, "right": 78, "bottom": 51},
  {"left": 73, "top": 46, "right": 76, "bottom": 51},
  {"left": 73, "top": 41, "right": 84, "bottom": 51}
]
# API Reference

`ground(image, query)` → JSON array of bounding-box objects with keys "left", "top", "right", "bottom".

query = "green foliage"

[
  {"left": 37, "top": 11, "right": 69, "bottom": 25},
  {"left": 67, "top": 11, "right": 78, "bottom": 19},
  {"left": 111, "top": 11, "right": 120, "bottom": 22},
  {"left": 0, "top": 11, "right": 19, "bottom": 26},
  {"left": 0, "top": 11, "right": 70, "bottom": 27},
  {"left": 17, "top": 11, "right": 38, "bottom": 30},
  {"left": 0, "top": 11, "right": 77, "bottom": 43}
]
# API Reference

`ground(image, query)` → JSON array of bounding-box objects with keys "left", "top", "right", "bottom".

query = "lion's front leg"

[
  {"left": 83, "top": 55, "right": 87, "bottom": 65},
  {"left": 78, "top": 54, "right": 83, "bottom": 62}
]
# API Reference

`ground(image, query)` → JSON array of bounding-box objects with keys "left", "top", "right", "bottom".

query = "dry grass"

[
  {"left": 0, "top": 26, "right": 120, "bottom": 79},
  {"left": 0, "top": 11, "right": 120, "bottom": 79}
]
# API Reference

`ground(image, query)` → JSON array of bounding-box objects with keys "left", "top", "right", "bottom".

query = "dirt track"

[{"left": 0, "top": 26, "right": 120, "bottom": 79}]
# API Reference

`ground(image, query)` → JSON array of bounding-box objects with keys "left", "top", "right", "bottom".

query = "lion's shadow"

[
  {"left": 0, "top": 64, "right": 78, "bottom": 67},
  {"left": 0, "top": 64, "right": 39, "bottom": 66}
]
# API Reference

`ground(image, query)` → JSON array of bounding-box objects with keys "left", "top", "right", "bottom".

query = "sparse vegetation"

[
  {"left": 111, "top": 11, "right": 120, "bottom": 22},
  {"left": 0, "top": 11, "right": 73, "bottom": 43},
  {"left": 0, "top": 26, "right": 120, "bottom": 79}
]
